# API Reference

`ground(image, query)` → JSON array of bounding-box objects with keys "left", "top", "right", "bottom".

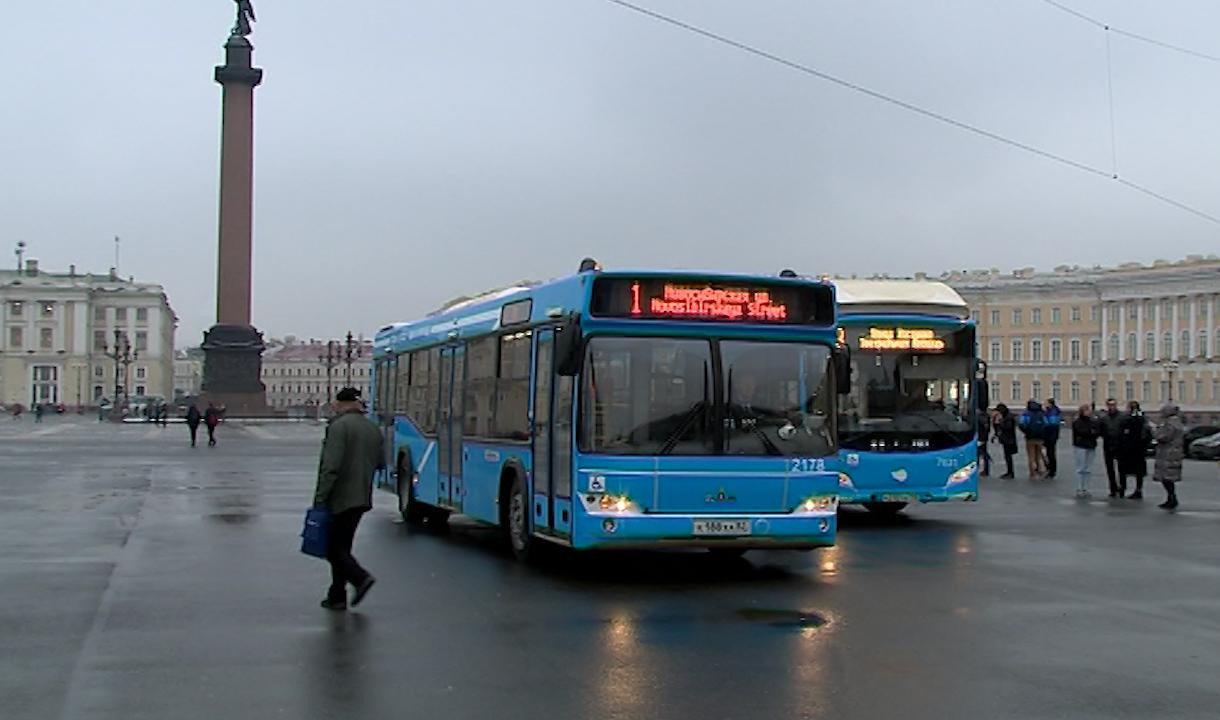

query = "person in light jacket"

[
  {"left": 313, "top": 387, "right": 384, "bottom": 611},
  {"left": 1152, "top": 404, "right": 1185, "bottom": 510},
  {"left": 1071, "top": 404, "right": 1102, "bottom": 498}
]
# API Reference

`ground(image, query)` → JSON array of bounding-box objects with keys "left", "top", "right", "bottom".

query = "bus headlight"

[
  {"left": 799, "top": 495, "right": 838, "bottom": 513},
  {"left": 598, "top": 494, "right": 636, "bottom": 513},
  {"left": 947, "top": 462, "right": 977, "bottom": 486}
]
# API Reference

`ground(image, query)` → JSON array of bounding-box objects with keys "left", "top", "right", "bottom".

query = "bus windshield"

[
  {"left": 839, "top": 325, "right": 975, "bottom": 451},
  {"left": 580, "top": 336, "right": 835, "bottom": 457}
]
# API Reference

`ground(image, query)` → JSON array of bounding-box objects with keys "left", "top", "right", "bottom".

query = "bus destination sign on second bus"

[
  {"left": 858, "top": 327, "right": 947, "bottom": 352},
  {"left": 590, "top": 277, "right": 831, "bottom": 325}
]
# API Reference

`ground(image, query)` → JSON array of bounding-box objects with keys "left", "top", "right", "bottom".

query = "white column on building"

[
  {"left": 73, "top": 301, "right": 88, "bottom": 355},
  {"left": 1172, "top": 297, "right": 1181, "bottom": 358},
  {"left": 1135, "top": 299, "right": 1144, "bottom": 361},
  {"left": 1154, "top": 297, "right": 1163, "bottom": 360},
  {"left": 1100, "top": 302, "right": 1110, "bottom": 363},
  {"left": 147, "top": 307, "right": 162, "bottom": 357},
  {"left": 1118, "top": 301, "right": 1127, "bottom": 361},
  {"left": 1189, "top": 294, "right": 1198, "bottom": 358}
]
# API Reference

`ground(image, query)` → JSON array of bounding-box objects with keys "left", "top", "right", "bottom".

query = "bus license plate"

[
  {"left": 882, "top": 494, "right": 917, "bottom": 503},
  {"left": 693, "top": 519, "right": 751, "bottom": 536}
]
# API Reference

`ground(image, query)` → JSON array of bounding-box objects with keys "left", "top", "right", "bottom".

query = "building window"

[
  {"left": 135, "top": 367, "right": 146, "bottom": 380},
  {"left": 1090, "top": 305, "right": 1100, "bottom": 322},
  {"left": 1213, "top": 380, "right": 1219, "bottom": 401},
  {"left": 94, "top": 306, "right": 105, "bottom": 322},
  {"left": 94, "top": 366, "right": 104, "bottom": 378},
  {"left": 1031, "top": 381, "right": 1042, "bottom": 401},
  {"left": 1108, "top": 334, "right": 1119, "bottom": 360},
  {"left": 1108, "top": 305, "right": 1120, "bottom": 322},
  {"left": 1070, "top": 339, "right": 1081, "bottom": 364},
  {"left": 1070, "top": 381, "right": 1080, "bottom": 402},
  {"left": 136, "top": 308, "right": 148, "bottom": 323},
  {"left": 136, "top": 385, "right": 146, "bottom": 396},
  {"left": 1031, "top": 308, "right": 1042, "bottom": 325},
  {"left": 1194, "top": 380, "right": 1203, "bottom": 402},
  {"left": 1180, "top": 330, "right": 1191, "bottom": 358},
  {"left": 1142, "top": 381, "right": 1151, "bottom": 402},
  {"left": 9, "top": 300, "right": 24, "bottom": 317},
  {"left": 1127, "top": 303, "right": 1138, "bottom": 320},
  {"left": 1012, "top": 309, "right": 1022, "bottom": 326},
  {"left": 40, "top": 301, "right": 55, "bottom": 319},
  {"left": 1145, "top": 333, "right": 1156, "bottom": 360},
  {"left": 990, "top": 340, "right": 1001, "bottom": 363},
  {"left": 990, "top": 381, "right": 1000, "bottom": 405},
  {"left": 1127, "top": 333, "right": 1137, "bottom": 360},
  {"left": 1090, "top": 379, "right": 1098, "bottom": 402},
  {"left": 1200, "top": 331, "right": 1209, "bottom": 358},
  {"left": 1178, "top": 381, "right": 1186, "bottom": 402},
  {"left": 1011, "top": 339, "right": 1023, "bottom": 362},
  {"left": 1089, "top": 339, "right": 1101, "bottom": 363},
  {"left": 1160, "top": 381, "right": 1169, "bottom": 401},
  {"left": 135, "top": 331, "right": 148, "bottom": 352},
  {"left": 990, "top": 309, "right": 1000, "bottom": 326},
  {"left": 1051, "top": 381, "right": 1061, "bottom": 400},
  {"left": 115, "top": 308, "right": 127, "bottom": 322},
  {"left": 1163, "top": 332, "right": 1173, "bottom": 359},
  {"left": 94, "top": 331, "right": 106, "bottom": 351},
  {"left": 1050, "top": 339, "right": 1062, "bottom": 363},
  {"left": 1071, "top": 307, "right": 1081, "bottom": 323},
  {"left": 93, "top": 385, "right": 103, "bottom": 400},
  {"left": 970, "top": 310, "right": 980, "bottom": 324},
  {"left": 1051, "top": 307, "right": 1061, "bottom": 324},
  {"left": 1011, "top": 381, "right": 1021, "bottom": 402},
  {"left": 1107, "top": 381, "right": 1117, "bottom": 400},
  {"left": 40, "top": 327, "right": 53, "bottom": 350},
  {"left": 1125, "top": 381, "right": 1134, "bottom": 401},
  {"left": 32, "top": 365, "right": 59, "bottom": 404},
  {"left": 1031, "top": 339, "right": 1042, "bottom": 363}
]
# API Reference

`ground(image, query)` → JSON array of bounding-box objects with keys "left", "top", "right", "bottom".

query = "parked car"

[
  {"left": 1187, "top": 431, "right": 1220, "bottom": 461},
  {"left": 1183, "top": 425, "right": 1220, "bottom": 447}
]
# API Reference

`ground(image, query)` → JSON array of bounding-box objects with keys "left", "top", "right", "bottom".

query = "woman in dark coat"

[
  {"left": 993, "top": 404, "right": 1019, "bottom": 479},
  {"left": 1117, "top": 401, "right": 1151, "bottom": 499},
  {"left": 1153, "top": 404, "right": 1185, "bottom": 509}
]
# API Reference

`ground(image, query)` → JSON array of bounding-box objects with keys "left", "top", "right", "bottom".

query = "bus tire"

[
  {"left": 505, "top": 471, "right": 535, "bottom": 561},
  {"left": 863, "top": 501, "right": 907, "bottom": 516},
  {"left": 397, "top": 452, "right": 425, "bottom": 525}
]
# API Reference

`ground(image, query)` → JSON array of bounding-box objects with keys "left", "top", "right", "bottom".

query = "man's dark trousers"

[
  {"left": 327, "top": 508, "right": 370, "bottom": 603},
  {"left": 1103, "top": 445, "right": 1120, "bottom": 495}
]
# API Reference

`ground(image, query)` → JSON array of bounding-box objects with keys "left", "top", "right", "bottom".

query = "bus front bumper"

[{"left": 574, "top": 512, "right": 837, "bottom": 551}]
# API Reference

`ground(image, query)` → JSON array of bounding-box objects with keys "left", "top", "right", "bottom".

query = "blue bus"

[
  {"left": 369, "top": 262, "right": 848, "bottom": 559},
  {"left": 833, "top": 280, "right": 981, "bottom": 514}
]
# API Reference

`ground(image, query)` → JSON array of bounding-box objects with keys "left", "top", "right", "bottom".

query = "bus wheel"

[
  {"left": 863, "top": 502, "right": 907, "bottom": 516},
  {"left": 506, "top": 473, "right": 534, "bottom": 561},
  {"left": 397, "top": 454, "right": 424, "bottom": 525}
]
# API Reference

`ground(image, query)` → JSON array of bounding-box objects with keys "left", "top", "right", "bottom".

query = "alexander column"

[{"left": 200, "top": 0, "right": 267, "bottom": 415}]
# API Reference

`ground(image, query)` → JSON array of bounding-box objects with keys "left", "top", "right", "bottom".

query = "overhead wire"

[
  {"left": 1038, "top": 0, "right": 1220, "bottom": 64},
  {"left": 600, "top": 0, "right": 1220, "bottom": 228}
]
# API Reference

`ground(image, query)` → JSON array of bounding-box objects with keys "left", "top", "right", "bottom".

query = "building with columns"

[
  {"left": 261, "top": 337, "right": 373, "bottom": 411},
  {"left": 943, "top": 256, "right": 1220, "bottom": 423},
  {"left": 1, "top": 260, "right": 177, "bottom": 408}
]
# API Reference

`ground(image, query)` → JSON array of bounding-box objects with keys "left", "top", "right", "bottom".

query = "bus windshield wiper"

[
  {"left": 750, "top": 424, "right": 784, "bottom": 456},
  {"left": 657, "top": 401, "right": 707, "bottom": 455}
]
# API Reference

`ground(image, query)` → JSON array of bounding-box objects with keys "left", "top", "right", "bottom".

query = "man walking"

[
  {"left": 1099, "top": 399, "right": 1125, "bottom": 498},
  {"left": 1018, "top": 400, "right": 1048, "bottom": 478},
  {"left": 1043, "top": 398, "right": 1062, "bottom": 478},
  {"left": 204, "top": 403, "right": 221, "bottom": 447},
  {"left": 186, "top": 404, "right": 202, "bottom": 447},
  {"left": 313, "top": 388, "right": 383, "bottom": 611}
]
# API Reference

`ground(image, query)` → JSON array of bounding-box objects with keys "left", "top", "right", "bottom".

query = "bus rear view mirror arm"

[{"left": 555, "top": 315, "right": 584, "bottom": 376}]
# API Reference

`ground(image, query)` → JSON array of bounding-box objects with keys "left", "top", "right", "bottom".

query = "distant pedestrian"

[
  {"left": 1043, "top": 398, "right": 1062, "bottom": 478},
  {"left": 1153, "top": 404, "right": 1185, "bottom": 510},
  {"left": 994, "top": 404, "right": 1018, "bottom": 479},
  {"left": 313, "top": 388, "right": 384, "bottom": 611},
  {"left": 977, "top": 409, "right": 992, "bottom": 477},
  {"left": 1071, "top": 404, "right": 1102, "bottom": 498},
  {"left": 186, "top": 404, "right": 202, "bottom": 447},
  {"left": 158, "top": 403, "right": 168, "bottom": 427},
  {"left": 34, "top": 403, "right": 44, "bottom": 423},
  {"left": 1018, "top": 400, "right": 1048, "bottom": 478},
  {"left": 1117, "top": 401, "right": 1151, "bottom": 499},
  {"left": 1099, "top": 398, "right": 1125, "bottom": 497},
  {"left": 204, "top": 403, "right": 221, "bottom": 447}
]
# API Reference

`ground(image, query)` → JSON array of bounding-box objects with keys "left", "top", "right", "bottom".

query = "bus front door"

[
  {"left": 437, "top": 346, "right": 465, "bottom": 511},
  {"left": 532, "top": 330, "right": 554, "bottom": 533}
]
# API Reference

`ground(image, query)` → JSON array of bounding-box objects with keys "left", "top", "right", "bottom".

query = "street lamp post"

[
  {"left": 318, "top": 341, "right": 339, "bottom": 404},
  {"left": 1161, "top": 360, "right": 1180, "bottom": 403},
  {"left": 103, "top": 330, "right": 136, "bottom": 419},
  {"left": 342, "top": 331, "right": 363, "bottom": 388}
]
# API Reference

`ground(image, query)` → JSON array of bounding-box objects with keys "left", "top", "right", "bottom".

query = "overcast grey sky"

[{"left": 4, "top": 0, "right": 1218, "bottom": 345}]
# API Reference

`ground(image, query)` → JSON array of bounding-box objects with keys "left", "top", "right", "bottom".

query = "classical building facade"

[
  {"left": 0, "top": 260, "right": 177, "bottom": 408},
  {"left": 944, "top": 256, "right": 1220, "bottom": 422},
  {"left": 261, "top": 338, "right": 373, "bottom": 410},
  {"left": 173, "top": 348, "right": 205, "bottom": 401}
]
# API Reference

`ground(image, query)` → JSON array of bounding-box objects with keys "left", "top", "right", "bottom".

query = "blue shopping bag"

[{"left": 300, "top": 506, "right": 332, "bottom": 558}]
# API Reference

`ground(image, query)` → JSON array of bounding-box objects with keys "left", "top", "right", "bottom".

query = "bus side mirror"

[
  {"left": 834, "top": 346, "right": 852, "bottom": 396},
  {"left": 555, "top": 316, "right": 584, "bottom": 376}
]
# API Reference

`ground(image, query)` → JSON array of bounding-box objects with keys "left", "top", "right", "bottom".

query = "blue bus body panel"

[{"left": 837, "top": 311, "right": 979, "bottom": 504}]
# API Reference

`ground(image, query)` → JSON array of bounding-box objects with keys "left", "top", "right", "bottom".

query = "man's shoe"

[
  {"left": 351, "top": 576, "right": 376, "bottom": 607},
  {"left": 320, "top": 598, "right": 347, "bottom": 611},
  {"left": 1128, "top": 491, "right": 1143, "bottom": 500},
  {"left": 1000, "top": 473, "right": 1014, "bottom": 479}
]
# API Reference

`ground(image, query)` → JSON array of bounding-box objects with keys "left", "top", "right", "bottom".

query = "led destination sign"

[
  {"left": 858, "top": 327, "right": 948, "bottom": 352},
  {"left": 590, "top": 277, "right": 832, "bottom": 325}
]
